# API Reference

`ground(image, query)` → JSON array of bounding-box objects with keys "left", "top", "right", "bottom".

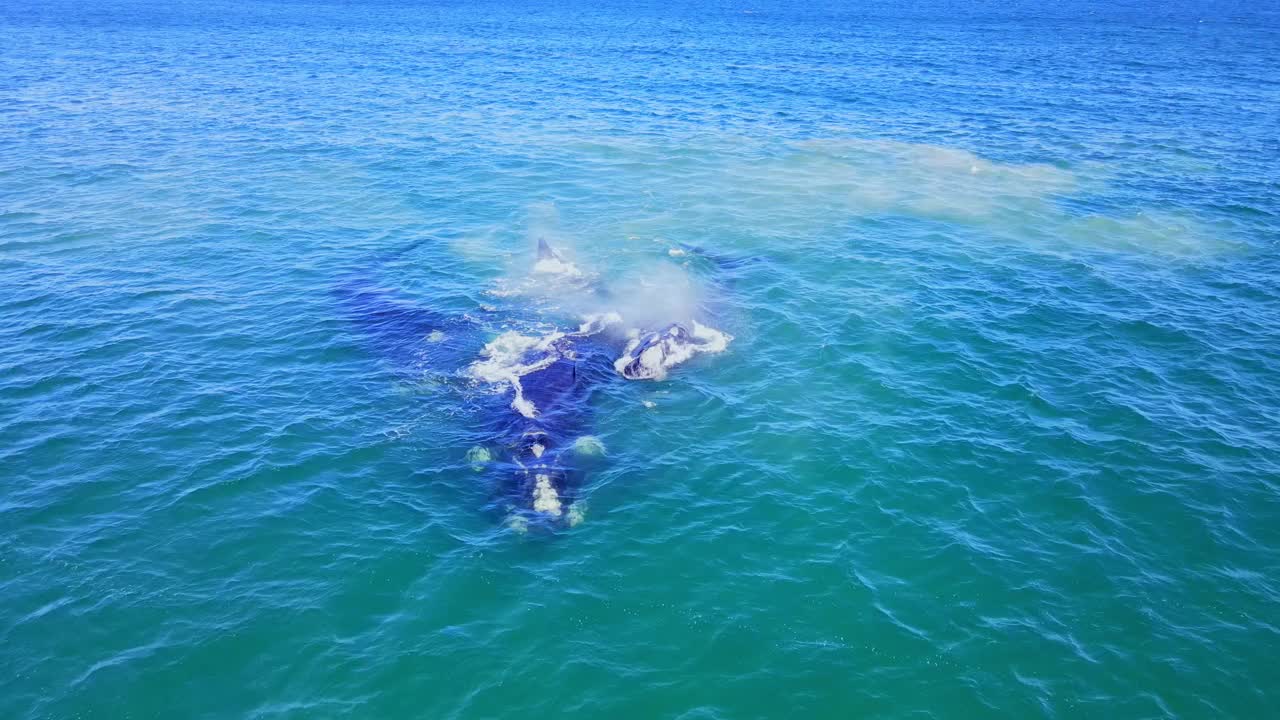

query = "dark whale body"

[
  {"left": 337, "top": 239, "right": 745, "bottom": 530},
  {"left": 335, "top": 245, "right": 617, "bottom": 530},
  {"left": 470, "top": 330, "right": 617, "bottom": 528}
]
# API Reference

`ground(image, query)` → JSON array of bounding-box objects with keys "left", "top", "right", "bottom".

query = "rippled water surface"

[{"left": 3, "top": 1, "right": 1280, "bottom": 717}]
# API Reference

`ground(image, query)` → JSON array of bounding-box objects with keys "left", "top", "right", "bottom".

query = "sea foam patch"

[{"left": 467, "top": 330, "right": 565, "bottom": 418}]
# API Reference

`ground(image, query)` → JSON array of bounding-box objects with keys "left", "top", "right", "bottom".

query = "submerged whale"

[{"left": 337, "top": 238, "right": 737, "bottom": 531}]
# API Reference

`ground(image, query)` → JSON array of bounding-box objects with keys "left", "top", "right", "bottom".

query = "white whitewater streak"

[{"left": 467, "top": 330, "right": 564, "bottom": 418}]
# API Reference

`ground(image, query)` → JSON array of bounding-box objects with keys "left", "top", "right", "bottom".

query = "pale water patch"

[
  {"left": 517, "top": 131, "right": 1241, "bottom": 260},
  {"left": 592, "top": 134, "right": 1239, "bottom": 259},
  {"left": 766, "top": 138, "right": 1079, "bottom": 223},
  {"left": 1060, "top": 211, "right": 1243, "bottom": 258},
  {"left": 524, "top": 132, "right": 1085, "bottom": 242},
  {"left": 447, "top": 228, "right": 507, "bottom": 265}
]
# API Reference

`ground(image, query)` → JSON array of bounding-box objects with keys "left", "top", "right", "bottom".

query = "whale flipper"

[{"left": 335, "top": 241, "right": 481, "bottom": 379}]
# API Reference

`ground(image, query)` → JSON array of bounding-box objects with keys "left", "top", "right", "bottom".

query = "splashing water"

[
  {"left": 614, "top": 321, "right": 734, "bottom": 381},
  {"left": 466, "top": 239, "right": 734, "bottom": 414},
  {"left": 466, "top": 330, "right": 565, "bottom": 418}
]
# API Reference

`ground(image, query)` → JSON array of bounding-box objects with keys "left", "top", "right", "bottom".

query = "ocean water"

[{"left": 3, "top": 0, "right": 1279, "bottom": 717}]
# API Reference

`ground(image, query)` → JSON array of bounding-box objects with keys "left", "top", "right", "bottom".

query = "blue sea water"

[{"left": 3, "top": 0, "right": 1280, "bottom": 717}]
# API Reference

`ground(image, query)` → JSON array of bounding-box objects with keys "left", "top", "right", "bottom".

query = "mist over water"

[{"left": 3, "top": 0, "right": 1280, "bottom": 718}]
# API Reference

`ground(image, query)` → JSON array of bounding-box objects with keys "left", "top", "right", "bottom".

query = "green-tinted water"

[{"left": 3, "top": 1, "right": 1278, "bottom": 717}]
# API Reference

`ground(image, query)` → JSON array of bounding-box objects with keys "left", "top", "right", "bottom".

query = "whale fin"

[{"left": 537, "top": 238, "right": 560, "bottom": 262}]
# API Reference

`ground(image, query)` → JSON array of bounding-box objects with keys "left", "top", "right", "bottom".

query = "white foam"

[
  {"left": 614, "top": 321, "right": 733, "bottom": 380},
  {"left": 467, "top": 330, "right": 564, "bottom": 418}
]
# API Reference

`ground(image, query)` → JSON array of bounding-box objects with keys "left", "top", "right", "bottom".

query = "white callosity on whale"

[{"left": 531, "top": 473, "right": 563, "bottom": 516}]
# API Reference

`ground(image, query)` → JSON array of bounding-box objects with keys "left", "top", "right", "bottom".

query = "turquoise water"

[{"left": 3, "top": 0, "right": 1280, "bottom": 717}]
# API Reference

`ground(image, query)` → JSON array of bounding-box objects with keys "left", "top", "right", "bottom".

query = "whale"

[{"left": 336, "top": 238, "right": 738, "bottom": 531}]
